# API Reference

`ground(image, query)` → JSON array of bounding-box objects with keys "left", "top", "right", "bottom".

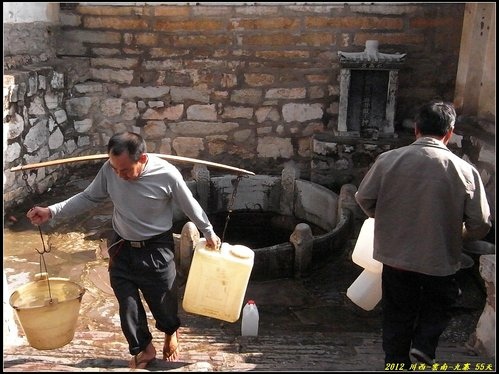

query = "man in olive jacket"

[{"left": 355, "top": 100, "right": 491, "bottom": 368}]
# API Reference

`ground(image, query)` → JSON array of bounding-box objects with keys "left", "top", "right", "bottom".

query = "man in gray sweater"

[
  {"left": 27, "top": 131, "right": 221, "bottom": 369},
  {"left": 355, "top": 101, "right": 491, "bottom": 369}
]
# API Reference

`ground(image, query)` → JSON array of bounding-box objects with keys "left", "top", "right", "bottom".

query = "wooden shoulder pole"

[{"left": 9, "top": 153, "right": 255, "bottom": 176}]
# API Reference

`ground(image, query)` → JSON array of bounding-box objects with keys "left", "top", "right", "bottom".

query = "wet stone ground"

[{"left": 3, "top": 167, "right": 492, "bottom": 371}]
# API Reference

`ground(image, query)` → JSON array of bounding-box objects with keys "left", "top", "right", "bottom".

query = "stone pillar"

[
  {"left": 290, "top": 223, "right": 313, "bottom": 278},
  {"left": 280, "top": 162, "right": 300, "bottom": 216},
  {"left": 384, "top": 70, "right": 398, "bottom": 135},
  {"left": 178, "top": 222, "right": 200, "bottom": 281},
  {"left": 338, "top": 183, "right": 364, "bottom": 219},
  {"left": 337, "top": 69, "right": 351, "bottom": 134},
  {"left": 191, "top": 164, "right": 210, "bottom": 211},
  {"left": 467, "top": 254, "right": 496, "bottom": 358}
]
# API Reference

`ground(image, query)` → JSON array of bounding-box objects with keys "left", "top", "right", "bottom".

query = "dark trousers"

[
  {"left": 108, "top": 231, "right": 181, "bottom": 355},
  {"left": 382, "top": 265, "right": 460, "bottom": 366}
]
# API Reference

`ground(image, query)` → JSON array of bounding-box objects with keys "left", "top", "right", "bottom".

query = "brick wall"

[
  {"left": 4, "top": 3, "right": 472, "bottom": 209},
  {"left": 55, "top": 3, "right": 465, "bottom": 172}
]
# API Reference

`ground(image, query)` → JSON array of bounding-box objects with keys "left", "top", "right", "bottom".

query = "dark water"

[{"left": 172, "top": 211, "right": 327, "bottom": 248}]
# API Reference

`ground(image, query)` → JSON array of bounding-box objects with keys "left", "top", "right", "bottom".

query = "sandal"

[{"left": 163, "top": 330, "right": 180, "bottom": 362}]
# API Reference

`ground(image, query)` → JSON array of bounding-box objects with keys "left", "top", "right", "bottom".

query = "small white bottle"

[{"left": 241, "top": 299, "right": 259, "bottom": 336}]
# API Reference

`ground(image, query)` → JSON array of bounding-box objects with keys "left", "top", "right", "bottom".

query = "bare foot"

[
  {"left": 163, "top": 330, "right": 180, "bottom": 362},
  {"left": 129, "top": 341, "right": 156, "bottom": 369}
]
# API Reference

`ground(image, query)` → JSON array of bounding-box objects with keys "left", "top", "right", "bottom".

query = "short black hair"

[
  {"left": 415, "top": 100, "right": 456, "bottom": 137},
  {"left": 107, "top": 132, "right": 146, "bottom": 162}
]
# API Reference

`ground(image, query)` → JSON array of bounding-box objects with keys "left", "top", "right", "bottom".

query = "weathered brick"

[
  {"left": 192, "top": 6, "right": 233, "bottom": 17},
  {"left": 90, "top": 68, "right": 134, "bottom": 84},
  {"left": 136, "top": 33, "right": 158, "bottom": 46},
  {"left": 231, "top": 89, "right": 262, "bottom": 105},
  {"left": 92, "top": 48, "right": 121, "bottom": 56},
  {"left": 306, "top": 74, "right": 330, "bottom": 84},
  {"left": 153, "top": 6, "right": 190, "bottom": 17},
  {"left": 244, "top": 34, "right": 296, "bottom": 46},
  {"left": 173, "top": 35, "right": 232, "bottom": 48},
  {"left": 410, "top": 17, "right": 456, "bottom": 28},
  {"left": 230, "top": 17, "right": 300, "bottom": 31},
  {"left": 84, "top": 17, "right": 148, "bottom": 30},
  {"left": 350, "top": 5, "right": 420, "bottom": 15},
  {"left": 91, "top": 58, "right": 138, "bottom": 69},
  {"left": 77, "top": 5, "right": 138, "bottom": 16},
  {"left": 301, "top": 32, "right": 334, "bottom": 47},
  {"left": 235, "top": 6, "right": 279, "bottom": 16},
  {"left": 143, "top": 104, "right": 184, "bottom": 120},
  {"left": 143, "top": 60, "right": 183, "bottom": 71},
  {"left": 187, "top": 104, "right": 217, "bottom": 121},
  {"left": 149, "top": 48, "right": 184, "bottom": 58},
  {"left": 355, "top": 33, "right": 424, "bottom": 46},
  {"left": 155, "top": 19, "right": 226, "bottom": 32},
  {"left": 255, "top": 50, "right": 309, "bottom": 59},
  {"left": 172, "top": 137, "right": 205, "bottom": 158},
  {"left": 266, "top": 88, "right": 306, "bottom": 100},
  {"left": 244, "top": 74, "right": 275, "bottom": 87},
  {"left": 221, "top": 106, "right": 254, "bottom": 119},
  {"left": 305, "top": 16, "right": 403, "bottom": 30},
  {"left": 64, "top": 30, "right": 121, "bottom": 44},
  {"left": 169, "top": 121, "right": 239, "bottom": 136},
  {"left": 60, "top": 13, "right": 81, "bottom": 27},
  {"left": 257, "top": 136, "right": 294, "bottom": 159}
]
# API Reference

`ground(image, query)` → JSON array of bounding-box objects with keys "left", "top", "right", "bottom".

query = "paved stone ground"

[
  {"left": 4, "top": 328, "right": 493, "bottom": 372},
  {"left": 3, "top": 169, "right": 496, "bottom": 372},
  {"left": 4, "top": 261, "right": 495, "bottom": 372}
]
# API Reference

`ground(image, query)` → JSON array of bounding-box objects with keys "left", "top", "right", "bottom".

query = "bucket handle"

[{"left": 32, "top": 224, "right": 54, "bottom": 302}]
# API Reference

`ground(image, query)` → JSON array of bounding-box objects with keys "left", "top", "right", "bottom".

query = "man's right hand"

[{"left": 26, "top": 206, "right": 51, "bottom": 226}]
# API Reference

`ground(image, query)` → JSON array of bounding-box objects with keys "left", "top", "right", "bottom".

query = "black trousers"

[
  {"left": 382, "top": 265, "right": 460, "bottom": 367},
  {"left": 108, "top": 231, "right": 181, "bottom": 355}
]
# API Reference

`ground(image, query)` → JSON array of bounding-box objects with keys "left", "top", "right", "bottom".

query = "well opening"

[
  {"left": 175, "top": 170, "right": 354, "bottom": 281},
  {"left": 173, "top": 211, "right": 327, "bottom": 250}
]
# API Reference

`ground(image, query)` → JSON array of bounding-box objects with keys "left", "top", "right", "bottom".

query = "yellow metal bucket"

[{"left": 9, "top": 275, "right": 86, "bottom": 350}]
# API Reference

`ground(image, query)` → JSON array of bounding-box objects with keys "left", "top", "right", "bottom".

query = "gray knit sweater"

[{"left": 49, "top": 154, "right": 215, "bottom": 241}]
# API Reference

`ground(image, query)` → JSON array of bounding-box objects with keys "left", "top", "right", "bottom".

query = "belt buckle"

[{"left": 130, "top": 241, "right": 143, "bottom": 248}]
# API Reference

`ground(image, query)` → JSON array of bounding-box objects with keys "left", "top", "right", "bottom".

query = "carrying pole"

[{"left": 9, "top": 153, "right": 255, "bottom": 176}]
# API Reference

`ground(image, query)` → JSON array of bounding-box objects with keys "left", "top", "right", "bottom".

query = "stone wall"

[
  {"left": 3, "top": 3, "right": 487, "bottom": 212},
  {"left": 468, "top": 254, "right": 496, "bottom": 358},
  {"left": 311, "top": 133, "right": 413, "bottom": 193},
  {"left": 54, "top": 3, "right": 464, "bottom": 171},
  {"left": 3, "top": 60, "right": 94, "bottom": 209}
]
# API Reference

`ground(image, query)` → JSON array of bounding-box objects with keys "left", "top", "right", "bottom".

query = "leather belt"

[{"left": 124, "top": 230, "right": 171, "bottom": 249}]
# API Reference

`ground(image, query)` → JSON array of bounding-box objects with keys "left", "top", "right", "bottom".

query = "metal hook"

[
  {"left": 34, "top": 225, "right": 51, "bottom": 255},
  {"left": 221, "top": 175, "right": 245, "bottom": 243}
]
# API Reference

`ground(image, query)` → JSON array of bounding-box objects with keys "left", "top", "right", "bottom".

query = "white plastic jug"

[
  {"left": 241, "top": 300, "right": 259, "bottom": 336},
  {"left": 182, "top": 239, "right": 254, "bottom": 323},
  {"left": 351, "top": 218, "right": 383, "bottom": 273},
  {"left": 346, "top": 268, "right": 382, "bottom": 311}
]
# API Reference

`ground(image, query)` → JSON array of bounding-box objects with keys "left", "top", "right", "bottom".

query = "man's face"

[{"left": 108, "top": 152, "right": 145, "bottom": 181}]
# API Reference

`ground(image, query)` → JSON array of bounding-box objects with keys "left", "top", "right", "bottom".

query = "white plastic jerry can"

[
  {"left": 346, "top": 268, "right": 382, "bottom": 311},
  {"left": 241, "top": 300, "right": 259, "bottom": 336},
  {"left": 351, "top": 218, "right": 383, "bottom": 274},
  {"left": 182, "top": 239, "right": 254, "bottom": 323}
]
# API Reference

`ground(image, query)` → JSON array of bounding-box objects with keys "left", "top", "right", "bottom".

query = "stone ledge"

[{"left": 468, "top": 254, "right": 496, "bottom": 358}]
